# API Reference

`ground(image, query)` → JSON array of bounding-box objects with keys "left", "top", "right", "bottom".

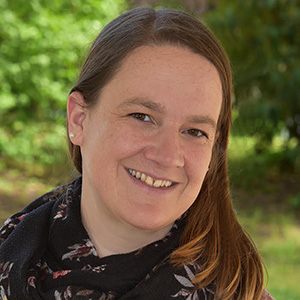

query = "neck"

[{"left": 80, "top": 191, "right": 172, "bottom": 258}]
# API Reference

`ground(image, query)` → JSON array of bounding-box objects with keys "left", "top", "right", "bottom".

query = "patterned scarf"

[{"left": 0, "top": 177, "right": 216, "bottom": 300}]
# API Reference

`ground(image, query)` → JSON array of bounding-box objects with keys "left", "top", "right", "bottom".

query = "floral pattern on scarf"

[{"left": 0, "top": 178, "right": 275, "bottom": 300}]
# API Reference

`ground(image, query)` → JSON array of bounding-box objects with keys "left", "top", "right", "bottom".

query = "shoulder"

[
  {"left": 0, "top": 179, "right": 79, "bottom": 245},
  {"left": 261, "top": 290, "right": 275, "bottom": 300}
]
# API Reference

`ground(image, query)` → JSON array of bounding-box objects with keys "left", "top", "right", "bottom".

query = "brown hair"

[{"left": 68, "top": 7, "right": 264, "bottom": 300}]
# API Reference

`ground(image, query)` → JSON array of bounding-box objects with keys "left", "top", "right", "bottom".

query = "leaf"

[
  {"left": 192, "top": 291, "right": 199, "bottom": 300},
  {"left": 184, "top": 264, "right": 195, "bottom": 281},
  {"left": 172, "top": 289, "right": 190, "bottom": 297},
  {"left": 174, "top": 274, "right": 194, "bottom": 288}
]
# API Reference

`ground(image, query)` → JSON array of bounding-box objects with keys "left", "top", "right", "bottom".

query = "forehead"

[
  {"left": 122, "top": 45, "right": 219, "bottom": 83},
  {"left": 98, "top": 45, "right": 222, "bottom": 121}
]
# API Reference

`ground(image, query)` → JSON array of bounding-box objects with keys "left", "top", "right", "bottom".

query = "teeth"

[
  {"left": 165, "top": 181, "right": 172, "bottom": 187},
  {"left": 128, "top": 169, "right": 173, "bottom": 188},
  {"left": 153, "top": 179, "right": 162, "bottom": 187},
  {"left": 145, "top": 176, "right": 154, "bottom": 186}
]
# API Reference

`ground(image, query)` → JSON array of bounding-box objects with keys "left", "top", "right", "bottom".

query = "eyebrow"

[
  {"left": 117, "top": 98, "right": 166, "bottom": 113},
  {"left": 118, "top": 97, "right": 217, "bottom": 130},
  {"left": 187, "top": 115, "right": 217, "bottom": 130}
]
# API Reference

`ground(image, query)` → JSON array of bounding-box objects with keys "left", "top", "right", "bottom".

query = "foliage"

[
  {"left": 0, "top": 2, "right": 299, "bottom": 298},
  {"left": 0, "top": 0, "right": 128, "bottom": 174},
  {"left": 238, "top": 211, "right": 300, "bottom": 299},
  {"left": 228, "top": 135, "right": 300, "bottom": 197},
  {"left": 131, "top": 0, "right": 300, "bottom": 152},
  {"left": 1, "top": 0, "right": 299, "bottom": 175},
  {"left": 129, "top": 0, "right": 217, "bottom": 15},
  {"left": 204, "top": 0, "right": 300, "bottom": 149}
]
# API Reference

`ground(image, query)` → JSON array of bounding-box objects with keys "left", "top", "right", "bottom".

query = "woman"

[{"left": 0, "top": 7, "right": 274, "bottom": 300}]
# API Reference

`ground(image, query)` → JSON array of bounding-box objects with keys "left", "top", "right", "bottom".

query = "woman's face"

[{"left": 76, "top": 45, "right": 222, "bottom": 232}]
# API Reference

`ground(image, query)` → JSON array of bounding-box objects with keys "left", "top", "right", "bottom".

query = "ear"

[{"left": 67, "top": 91, "right": 87, "bottom": 146}]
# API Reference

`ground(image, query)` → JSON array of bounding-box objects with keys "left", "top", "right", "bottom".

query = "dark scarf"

[{"left": 0, "top": 177, "right": 216, "bottom": 300}]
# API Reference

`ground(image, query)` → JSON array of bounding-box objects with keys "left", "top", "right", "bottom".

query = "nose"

[{"left": 143, "top": 130, "right": 185, "bottom": 168}]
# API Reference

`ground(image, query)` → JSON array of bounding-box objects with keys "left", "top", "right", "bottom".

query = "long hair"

[{"left": 68, "top": 7, "right": 264, "bottom": 299}]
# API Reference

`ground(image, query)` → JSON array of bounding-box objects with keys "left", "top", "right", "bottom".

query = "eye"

[
  {"left": 130, "top": 113, "right": 151, "bottom": 122},
  {"left": 184, "top": 129, "right": 208, "bottom": 139}
]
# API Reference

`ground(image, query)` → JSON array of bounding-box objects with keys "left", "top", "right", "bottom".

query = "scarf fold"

[{"left": 0, "top": 178, "right": 216, "bottom": 300}]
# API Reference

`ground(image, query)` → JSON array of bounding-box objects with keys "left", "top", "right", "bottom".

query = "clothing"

[{"left": 0, "top": 177, "right": 274, "bottom": 300}]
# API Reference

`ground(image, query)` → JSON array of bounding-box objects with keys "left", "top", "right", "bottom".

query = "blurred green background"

[{"left": 0, "top": 0, "right": 299, "bottom": 298}]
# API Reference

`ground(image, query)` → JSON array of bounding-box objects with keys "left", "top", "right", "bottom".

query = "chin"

[{"left": 124, "top": 212, "right": 175, "bottom": 233}]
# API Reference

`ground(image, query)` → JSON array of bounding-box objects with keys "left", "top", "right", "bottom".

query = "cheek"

[
  {"left": 83, "top": 126, "right": 148, "bottom": 173},
  {"left": 186, "top": 146, "right": 212, "bottom": 185},
  {"left": 107, "top": 124, "right": 149, "bottom": 155}
]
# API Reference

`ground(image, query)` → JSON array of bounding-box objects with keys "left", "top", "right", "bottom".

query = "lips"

[{"left": 128, "top": 169, "right": 173, "bottom": 188}]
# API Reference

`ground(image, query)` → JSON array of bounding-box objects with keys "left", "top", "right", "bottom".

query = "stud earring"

[{"left": 69, "top": 132, "right": 75, "bottom": 138}]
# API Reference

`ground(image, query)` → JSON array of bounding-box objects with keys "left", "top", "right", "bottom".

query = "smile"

[{"left": 128, "top": 169, "right": 173, "bottom": 188}]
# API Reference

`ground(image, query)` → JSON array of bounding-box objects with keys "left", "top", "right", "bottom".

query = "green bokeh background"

[{"left": 0, "top": 1, "right": 299, "bottom": 298}]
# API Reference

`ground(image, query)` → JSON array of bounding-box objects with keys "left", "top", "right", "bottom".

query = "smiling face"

[{"left": 71, "top": 45, "right": 222, "bottom": 233}]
